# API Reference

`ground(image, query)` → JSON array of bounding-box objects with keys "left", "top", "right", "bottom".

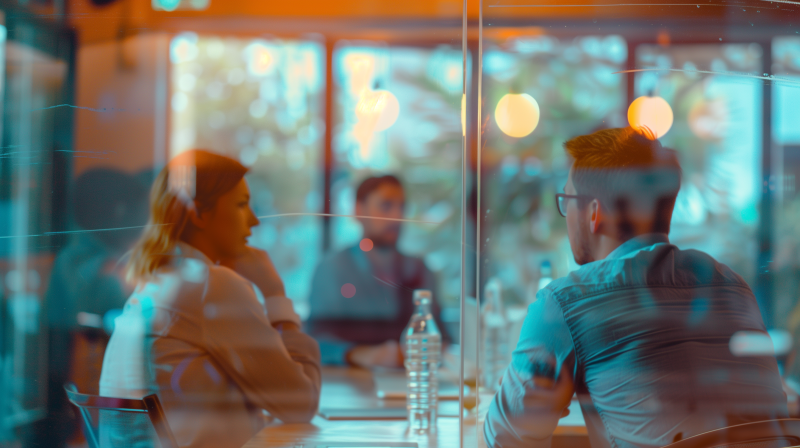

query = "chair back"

[
  {"left": 662, "top": 419, "right": 800, "bottom": 448},
  {"left": 64, "top": 383, "right": 179, "bottom": 448}
]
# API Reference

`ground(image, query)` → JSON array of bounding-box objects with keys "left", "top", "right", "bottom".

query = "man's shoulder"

[{"left": 545, "top": 243, "right": 751, "bottom": 305}]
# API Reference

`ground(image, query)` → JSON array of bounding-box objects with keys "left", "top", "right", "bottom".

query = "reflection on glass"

[
  {"left": 636, "top": 43, "right": 763, "bottom": 286},
  {"left": 481, "top": 34, "right": 628, "bottom": 306},
  {"left": 7, "top": 0, "right": 800, "bottom": 446},
  {"left": 307, "top": 175, "right": 448, "bottom": 367},
  {"left": 170, "top": 33, "right": 325, "bottom": 318},
  {"left": 331, "top": 44, "right": 464, "bottom": 315},
  {"left": 478, "top": 5, "right": 797, "bottom": 447},
  {"left": 99, "top": 150, "right": 321, "bottom": 448},
  {"left": 773, "top": 36, "right": 800, "bottom": 388},
  {"left": 4, "top": 30, "right": 69, "bottom": 434}
]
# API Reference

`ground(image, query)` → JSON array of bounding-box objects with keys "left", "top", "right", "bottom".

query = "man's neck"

[
  {"left": 593, "top": 235, "right": 625, "bottom": 261},
  {"left": 593, "top": 232, "right": 668, "bottom": 261}
]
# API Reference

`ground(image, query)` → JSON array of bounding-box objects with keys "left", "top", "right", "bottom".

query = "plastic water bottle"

[
  {"left": 402, "top": 289, "right": 441, "bottom": 434},
  {"left": 482, "top": 278, "right": 509, "bottom": 391}
]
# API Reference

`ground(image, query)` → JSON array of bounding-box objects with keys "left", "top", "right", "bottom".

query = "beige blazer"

[{"left": 99, "top": 242, "right": 320, "bottom": 448}]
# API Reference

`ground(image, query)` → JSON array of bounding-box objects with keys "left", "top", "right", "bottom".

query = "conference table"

[{"left": 244, "top": 367, "right": 588, "bottom": 448}]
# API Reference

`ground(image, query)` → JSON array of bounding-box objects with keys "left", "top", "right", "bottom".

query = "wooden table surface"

[{"left": 244, "top": 367, "right": 587, "bottom": 448}]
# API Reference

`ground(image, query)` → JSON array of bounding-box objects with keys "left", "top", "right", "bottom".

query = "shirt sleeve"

[
  {"left": 251, "top": 282, "right": 301, "bottom": 326},
  {"left": 484, "top": 288, "right": 576, "bottom": 448},
  {"left": 201, "top": 267, "right": 321, "bottom": 423}
]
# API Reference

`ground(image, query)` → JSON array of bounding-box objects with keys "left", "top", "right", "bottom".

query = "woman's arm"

[
  {"left": 201, "top": 267, "right": 321, "bottom": 423},
  {"left": 220, "top": 246, "right": 285, "bottom": 301}
]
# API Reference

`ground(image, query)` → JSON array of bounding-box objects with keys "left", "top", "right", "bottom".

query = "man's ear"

[{"left": 589, "top": 199, "right": 603, "bottom": 234}]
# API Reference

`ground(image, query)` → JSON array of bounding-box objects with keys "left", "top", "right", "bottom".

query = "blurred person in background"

[
  {"left": 307, "top": 175, "right": 448, "bottom": 367},
  {"left": 28, "top": 168, "right": 149, "bottom": 448},
  {"left": 485, "top": 127, "right": 787, "bottom": 448},
  {"left": 99, "top": 150, "right": 320, "bottom": 448}
]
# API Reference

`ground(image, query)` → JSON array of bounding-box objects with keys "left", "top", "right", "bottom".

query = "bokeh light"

[
  {"left": 343, "top": 53, "right": 376, "bottom": 96},
  {"left": 170, "top": 33, "right": 199, "bottom": 64},
  {"left": 356, "top": 89, "right": 400, "bottom": 132},
  {"left": 359, "top": 238, "right": 374, "bottom": 252},
  {"left": 688, "top": 97, "right": 729, "bottom": 141},
  {"left": 495, "top": 93, "right": 540, "bottom": 138},
  {"left": 246, "top": 42, "right": 276, "bottom": 77},
  {"left": 341, "top": 283, "right": 357, "bottom": 298},
  {"left": 154, "top": 0, "right": 180, "bottom": 11},
  {"left": 627, "top": 95, "right": 674, "bottom": 138},
  {"left": 729, "top": 330, "right": 792, "bottom": 356}
]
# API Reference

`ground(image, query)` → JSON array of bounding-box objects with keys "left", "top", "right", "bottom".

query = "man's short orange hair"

[{"left": 564, "top": 127, "right": 682, "bottom": 234}]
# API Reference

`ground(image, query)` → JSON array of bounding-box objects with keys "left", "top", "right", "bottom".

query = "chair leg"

[
  {"left": 142, "top": 394, "right": 179, "bottom": 448},
  {"left": 78, "top": 407, "right": 99, "bottom": 448}
]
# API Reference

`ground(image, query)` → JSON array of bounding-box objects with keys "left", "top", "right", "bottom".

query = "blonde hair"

[{"left": 126, "top": 150, "right": 248, "bottom": 283}]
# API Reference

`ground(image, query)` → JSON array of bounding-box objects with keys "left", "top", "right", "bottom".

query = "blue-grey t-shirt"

[{"left": 306, "top": 245, "right": 445, "bottom": 365}]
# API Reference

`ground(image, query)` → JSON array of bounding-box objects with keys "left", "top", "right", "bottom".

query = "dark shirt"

[
  {"left": 306, "top": 245, "right": 446, "bottom": 364},
  {"left": 485, "top": 234, "right": 788, "bottom": 448}
]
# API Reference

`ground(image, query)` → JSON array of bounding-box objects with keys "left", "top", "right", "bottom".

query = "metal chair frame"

[
  {"left": 663, "top": 419, "right": 800, "bottom": 448},
  {"left": 64, "top": 383, "right": 179, "bottom": 448}
]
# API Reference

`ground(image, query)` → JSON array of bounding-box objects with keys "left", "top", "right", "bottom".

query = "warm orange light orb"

[
  {"left": 373, "top": 90, "right": 400, "bottom": 131},
  {"left": 495, "top": 93, "right": 540, "bottom": 138},
  {"left": 356, "top": 89, "right": 400, "bottom": 132},
  {"left": 627, "top": 96, "right": 674, "bottom": 138},
  {"left": 247, "top": 43, "right": 276, "bottom": 76},
  {"left": 251, "top": 49, "right": 272, "bottom": 74}
]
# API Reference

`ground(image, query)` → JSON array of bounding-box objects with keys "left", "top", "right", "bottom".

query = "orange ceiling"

[{"left": 66, "top": 0, "right": 784, "bottom": 45}]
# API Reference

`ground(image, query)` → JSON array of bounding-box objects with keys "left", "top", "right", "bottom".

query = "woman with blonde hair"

[{"left": 99, "top": 150, "right": 320, "bottom": 448}]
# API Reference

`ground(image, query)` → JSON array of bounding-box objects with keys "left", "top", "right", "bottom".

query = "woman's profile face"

[{"left": 201, "top": 178, "right": 259, "bottom": 259}]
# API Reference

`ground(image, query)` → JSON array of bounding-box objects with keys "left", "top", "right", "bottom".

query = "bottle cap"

[
  {"left": 484, "top": 278, "right": 502, "bottom": 311},
  {"left": 413, "top": 289, "right": 432, "bottom": 305}
]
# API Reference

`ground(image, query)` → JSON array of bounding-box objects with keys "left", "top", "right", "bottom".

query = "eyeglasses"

[{"left": 555, "top": 193, "right": 592, "bottom": 217}]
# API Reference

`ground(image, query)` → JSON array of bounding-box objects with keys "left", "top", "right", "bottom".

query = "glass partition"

[
  {"left": 330, "top": 43, "right": 465, "bottom": 332},
  {"left": 479, "top": 33, "right": 628, "bottom": 304},
  {"left": 773, "top": 36, "right": 800, "bottom": 390},
  {"left": 476, "top": 2, "right": 799, "bottom": 447},
  {"left": 1, "top": 18, "right": 73, "bottom": 444},
  {"left": 7, "top": 0, "right": 800, "bottom": 447},
  {"left": 634, "top": 43, "right": 763, "bottom": 285},
  {"left": 7, "top": 3, "right": 470, "bottom": 448},
  {"left": 169, "top": 33, "right": 326, "bottom": 319}
]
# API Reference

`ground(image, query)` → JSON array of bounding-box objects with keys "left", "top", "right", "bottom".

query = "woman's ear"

[{"left": 187, "top": 204, "right": 207, "bottom": 230}]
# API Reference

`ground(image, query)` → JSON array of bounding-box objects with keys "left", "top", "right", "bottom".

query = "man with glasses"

[{"left": 485, "top": 127, "right": 787, "bottom": 448}]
